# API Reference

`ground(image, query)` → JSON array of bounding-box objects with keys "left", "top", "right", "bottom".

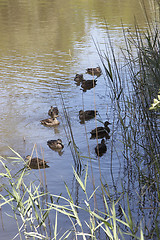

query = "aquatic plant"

[
  {"left": 0, "top": 153, "right": 145, "bottom": 239},
  {"left": 92, "top": 1, "right": 160, "bottom": 239}
]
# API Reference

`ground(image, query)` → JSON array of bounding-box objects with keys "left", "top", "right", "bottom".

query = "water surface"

[{"left": 0, "top": 0, "right": 155, "bottom": 238}]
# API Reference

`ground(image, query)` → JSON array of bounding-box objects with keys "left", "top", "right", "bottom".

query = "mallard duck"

[
  {"left": 41, "top": 116, "right": 60, "bottom": 126},
  {"left": 25, "top": 155, "right": 49, "bottom": 169},
  {"left": 103, "top": 121, "right": 111, "bottom": 133},
  {"left": 90, "top": 121, "right": 111, "bottom": 139},
  {"left": 74, "top": 74, "right": 85, "bottom": 86},
  {"left": 47, "top": 139, "right": 64, "bottom": 150},
  {"left": 86, "top": 67, "right": 102, "bottom": 77},
  {"left": 79, "top": 110, "right": 97, "bottom": 122},
  {"left": 95, "top": 139, "right": 107, "bottom": 156},
  {"left": 74, "top": 74, "right": 84, "bottom": 82},
  {"left": 81, "top": 79, "right": 97, "bottom": 92},
  {"left": 48, "top": 106, "right": 59, "bottom": 118}
]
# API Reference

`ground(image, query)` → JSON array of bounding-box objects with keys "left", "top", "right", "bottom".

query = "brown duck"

[
  {"left": 74, "top": 74, "right": 84, "bottom": 86},
  {"left": 86, "top": 67, "right": 102, "bottom": 77},
  {"left": 79, "top": 110, "right": 97, "bottom": 123},
  {"left": 25, "top": 155, "right": 49, "bottom": 169},
  {"left": 47, "top": 139, "right": 64, "bottom": 150},
  {"left": 95, "top": 139, "right": 107, "bottom": 156},
  {"left": 48, "top": 106, "right": 59, "bottom": 118},
  {"left": 90, "top": 121, "right": 111, "bottom": 139},
  {"left": 41, "top": 114, "right": 60, "bottom": 126},
  {"left": 81, "top": 79, "right": 97, "bottom": 92}
]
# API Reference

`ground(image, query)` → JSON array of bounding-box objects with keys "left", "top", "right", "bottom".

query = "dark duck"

[
  {"left": 74, "top": 74, "right": 84, "bottom": 86},
  {"left": 90, "top": 121, "right": 111, "bottom": 139},
  {"left": 79, "top": 110, "right": 97, "bottom": 123},
  {"left": 95, "top": 139, "right": 107, "bottom": 156},
  {"left": 25, "top": 155, "right": 49, "bottom": 169},
  {"left": 81, "top": 79, "right": 97, "bottom": 92}
]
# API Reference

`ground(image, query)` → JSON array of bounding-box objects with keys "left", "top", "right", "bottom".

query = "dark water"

[{"left": 0, "top": 0, "right": 156, "bottom": 238}]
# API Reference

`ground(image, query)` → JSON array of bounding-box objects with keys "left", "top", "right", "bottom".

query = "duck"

[
  {"left": 90, "top": 121, "right": 111, "bottom": 139},
  {"left": 48, "top": 106, "right": 59, "bottom": 118},
  {"left": 86, "top": 67, "right": 102, "bottom": 77},
  {"left": 74, "top": 74, "right": 84, "bottom": 82},
  {"left": 40, "top": 116, "right": 60, "bottom": 126},
  {"left": 25, "top": 155, "right": 49, "bottom": 169},
  {"left": 103, "top": 121, "right": 111, "bottom": 133},
  {"left": 81, "top": 79, "right": 97, "bottom": 92},
  {"left": 74, "top": 74, "right": 85, "bottom": 86},
  {"left": 47, "top": 139, "right": 64, "bottom": 150},
  {"left": 79, "top": 110, "right": 97, "bottom": 122},
  {"left": 95, "top": 139, "right": 107, "bottom": 156}
]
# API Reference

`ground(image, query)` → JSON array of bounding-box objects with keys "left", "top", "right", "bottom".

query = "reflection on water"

[{"left": 0, "top": 0, "right": 155, "bottom": 238}]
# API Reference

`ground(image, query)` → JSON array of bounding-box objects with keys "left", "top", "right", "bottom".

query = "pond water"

[{"left": 0, "top": 0, "right": 157, "bottom": 239}]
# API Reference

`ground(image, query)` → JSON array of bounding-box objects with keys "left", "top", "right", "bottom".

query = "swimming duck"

[
  {"left": 74, "top": 74, "right": 85, "bottom": 86},
  {"left": 40, "top": 116, "right": 60, "bottom": 126},
  {"left": 79, "top": 110, "right": 97, "bottom": 122},
  {"left": 48, "top": 106, "right": 59, "bottom": 118},
  {"left": 81, "top": 79, "right": 97, "bottom": 92},
  {"left": 25, "top": 155, "right": 49, "bottom": 169},
  {"left": 90, "top": 121, "right": 111, "bottom": 139},
  {"left": 95, "top": 139, "right": 107, "bottom": 156},
  {"left": 74, "top": 74, "right": 84, "bottom": 82},
  {"left": 47, "top": 139, "right": 64, "bottom": 150},
  {"left": 86, "top": 67, "right": 102, "bottom": 77},
  {"left": 103, "top": 121, "right": 111, "bottom": 133}
]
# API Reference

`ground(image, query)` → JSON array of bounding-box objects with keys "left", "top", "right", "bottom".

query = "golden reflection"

[{"left": 0, "top": 0, "right": 154, "bottom": 55}]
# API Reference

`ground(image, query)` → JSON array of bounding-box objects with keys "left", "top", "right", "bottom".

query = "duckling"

[
  {"left": 86, "top": 67, "right": 102, "bottom": 77},
  {"left": 95, "top": 139, "right": 107, "bottom": 156},
  {"left": 79, "top": 110, "right": 97, "bottom": 122},
  {"left": 40, "top": 116, "right": 60, "bottom": 126},
  {"left": 48, "top": 106, "right": 59, "bottom": 118},
  {"left": 47, "top": 139, "right": 64, "bottom": 150},
  {"left": 25, "top": 155, "right": 49, "bottom": 169},
  {"left": 90, "top": 121, "right": 111, "bottom": 139},
  {"left": 81, "top": 79, "right": 97, "bottom": 92}
]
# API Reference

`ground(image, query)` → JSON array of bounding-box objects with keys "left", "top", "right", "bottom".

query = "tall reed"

[{"left": 96, "top": 1, "right": 160, "bottom": 238}]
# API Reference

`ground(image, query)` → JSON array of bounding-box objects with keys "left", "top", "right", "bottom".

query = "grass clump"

[
  {"left": 0, "top": 156, "right": 145, "bottom": 239},
  {"left": 0, "top": 156, "right": 51, "bottom": 239},
  {"left": 95, "top": 1, "right": 160, "bottom": 238}
]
